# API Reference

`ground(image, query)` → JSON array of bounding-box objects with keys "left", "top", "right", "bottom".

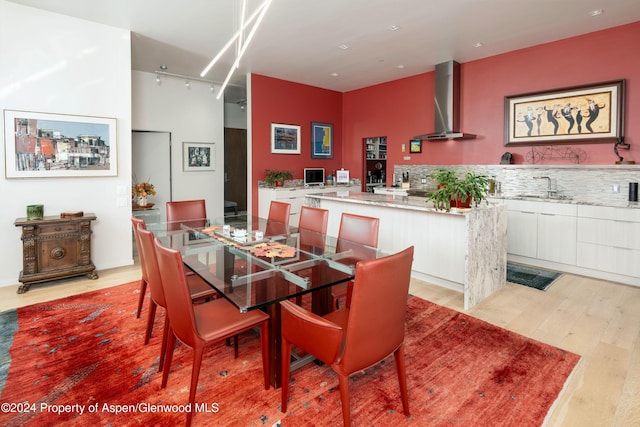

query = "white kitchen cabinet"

[
  {"left": 537, "top": 213, "right": 577, "bottom": 264},
  {"left": 504, "top": 200, "right": 577, "bottom": 264},
  {"left": 507, "top": 210, "right": 537, "bottom": 258},
  {"left": 577, "top": 205, "right": 640, "bottom": 278},
  {"left": 258, "top": 186, "right": 359, "bottom": 227}
]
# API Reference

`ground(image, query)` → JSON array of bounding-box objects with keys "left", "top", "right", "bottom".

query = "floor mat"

[{"left": 507, "top": 263, "right": 562, "bottom": 291}]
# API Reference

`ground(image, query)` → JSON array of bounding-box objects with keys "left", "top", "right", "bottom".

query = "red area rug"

[{"left": 0, "top": 282, "right": 579, "bottom": 426}]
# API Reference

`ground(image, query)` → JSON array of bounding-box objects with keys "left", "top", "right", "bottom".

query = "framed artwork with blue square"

[{"left": 310, "top": 122, "right": 333, "bottom": 159}]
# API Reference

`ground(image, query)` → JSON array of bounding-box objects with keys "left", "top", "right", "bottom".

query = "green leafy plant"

[
  {"left": 264, "top": 169, "right": 294, "bottom": 187},
  {"left": 427, "top": 169, "right": 489, "bottom": 211}
]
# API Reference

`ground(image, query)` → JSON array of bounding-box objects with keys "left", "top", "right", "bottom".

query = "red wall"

[
  {"left": 252, "top": 22, "right": 640, "bottom": 215},
  {"left": 251, "top": 74, "right": 343, "bottom": 215},
  {"left": 343, "top": 21, "right": 640, "bottom": 171}
]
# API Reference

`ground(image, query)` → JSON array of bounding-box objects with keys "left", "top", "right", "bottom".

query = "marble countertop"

[
  {"left": 490, "top": 195, "right": 640, "bottom": 209},
  {"left": 305, "top": 191, "right": 502, "bottom": 215},
  {"left": 307, "top": 190, "right": 640, "bottom": 210}
]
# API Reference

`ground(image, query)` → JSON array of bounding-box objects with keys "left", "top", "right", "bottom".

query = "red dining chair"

[
  {"left": 267, "top": 200, "right": 291, "bottom": 226},
  {"left": 132, "top": 216, "right": 148, "bottom": 318},
  {"left": 331, "top": 213, "right": 380, "bottom": 310},
  {"left": 294, "top": 206, "right": 329, "bottom": 305},
  {"left": 136, "top": 224, "right": 218, "bottom": 370},
  {"left": 154, "top": 237, "right": 270, "bottom": 427},
  {"left": 280, "top": 246, "right": 415, "bottom": 426},
  {"left": 166, "top": 199, "right": 207, "bottom": 230}
]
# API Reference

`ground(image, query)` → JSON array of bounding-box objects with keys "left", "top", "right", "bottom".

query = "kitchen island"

[{"left": 305, "top": 191, "right": 507, "bottom": 309}]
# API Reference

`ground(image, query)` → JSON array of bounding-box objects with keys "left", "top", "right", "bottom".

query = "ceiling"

[{"left": 8, "top": 0, "right": 640, "bottom": 104}]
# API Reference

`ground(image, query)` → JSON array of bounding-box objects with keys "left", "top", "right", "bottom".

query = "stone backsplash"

[{"left": 393, "top": 164, "right": 640, "bottom": 206}]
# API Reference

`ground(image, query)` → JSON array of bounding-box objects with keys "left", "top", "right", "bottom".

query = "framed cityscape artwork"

[{"left": 4, "top": 110, "right": 117, "bottom": 178}]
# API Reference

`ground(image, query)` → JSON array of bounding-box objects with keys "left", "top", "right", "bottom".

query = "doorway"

[
  {"left": 224, "top": 127, "right": 247, "bottom": 213},
  {"left": 132, "top": 130, "right": 171, "bottom": 223}
]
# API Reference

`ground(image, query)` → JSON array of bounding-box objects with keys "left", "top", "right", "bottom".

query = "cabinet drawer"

[
  {"left": 38, "top": 223, "right": 78, "bottom": 235},
  {"left": 577, "top": 242, "right": 640, "bottom": 277},
  {"left": 505, "top": 199, "right": 576, "bottom": 216},
  {"left": 577, "top": 217, "right": 640, "bottom": 250},
  {"left": 578, "top": 205, "right": 640, "bottom": 222}
]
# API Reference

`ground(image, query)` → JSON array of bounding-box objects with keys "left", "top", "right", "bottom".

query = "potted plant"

[
  {"left": 264, "top": 169, "right": 293, "bottom": 187},
  {"left": 427, "top": 168, "right": 489, "bottom": 211}
]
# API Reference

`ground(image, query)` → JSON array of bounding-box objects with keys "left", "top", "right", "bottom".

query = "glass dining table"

[{"left": 147, "top": 215, "right": 384, "bottom": 388}]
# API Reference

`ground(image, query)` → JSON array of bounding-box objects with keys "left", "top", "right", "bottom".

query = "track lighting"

[{"left": 155, "top": 74, "right": 161, "bottom": 84}]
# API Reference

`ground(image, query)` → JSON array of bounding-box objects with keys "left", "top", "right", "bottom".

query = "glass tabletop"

[{"left": 149, "top": 216, "right": 383, "bottom": 313}]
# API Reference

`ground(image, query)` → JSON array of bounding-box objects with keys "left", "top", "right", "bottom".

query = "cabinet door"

[
  {"left": 39, "top": 236, "right": 79, "bottom": 272},
  {"left": 507, "top": 211, "right": 537, "bottom": 257},
  {"left": 537, "top": 213, "right": 577, "bottom": 264}
]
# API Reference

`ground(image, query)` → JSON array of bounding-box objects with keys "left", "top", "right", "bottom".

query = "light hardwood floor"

[{"left": 1, "top": 264, "right": 639, "bottom": 426}]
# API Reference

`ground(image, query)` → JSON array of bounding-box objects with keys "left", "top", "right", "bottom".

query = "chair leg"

[
  {"left": 394, "top": 345, "right": 410, "bottom": 416},
  {"left": 158, "top": 314, "right": 170, "bottom": 372},
  {"left": 260, "top": 321, "right": 270, "bottom": 390},
  {"left": 186, "top": 346, "right": 204, "bottom": 427},
  {"left": 281, "top": 337, "right": 292, "bottom": 412},
  {"left": 338, "top": 374, "right": 352, "bottom": 427},
  {"left": 144, "top": 300, "right": 157, "bottom": 345},
  {"left": 234, "top": 335, "right": 239, "bottom": 359},
  {"left": 136, "top": 279, "right": 147, "bottom": 318},
  {"left": 161, "top": 329, "right": 176, "bottom": 389}
]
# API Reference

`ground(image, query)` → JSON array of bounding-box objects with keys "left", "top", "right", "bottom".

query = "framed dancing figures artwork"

[
  {"left": 4, "top": 110, "right": 117, "bottom": 178},
  {"left": 271, "top": 123, "right": 301, "bottom": 154},
  {"left": 183, "top": 142, "right": 215, "bottom": 171},
  {"left": 310, "top": 122, "right": 333, "bottom": 159},
  {"left": 504, "top": 80, "right": 624, "bottom": 146}
]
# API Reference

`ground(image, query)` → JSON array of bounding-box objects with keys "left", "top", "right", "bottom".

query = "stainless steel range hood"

[{"left": 414, "top": 60, "right": 476, "bottom": 141}]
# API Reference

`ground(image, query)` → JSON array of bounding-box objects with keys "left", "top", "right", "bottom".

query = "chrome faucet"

[{"left": 533, "top": 176, "right": 557, "bottom": 197}]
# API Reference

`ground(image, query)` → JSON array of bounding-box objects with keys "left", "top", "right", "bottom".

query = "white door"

[{"left": 132, "top": 131, "right": 171, "bottom": 223}]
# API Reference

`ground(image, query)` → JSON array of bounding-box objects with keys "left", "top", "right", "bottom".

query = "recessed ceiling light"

[
  {"left": 389, "top": 25, "right": 400, "bottom": 31},
  {"left": 338, "top": 44, "right": 349, "bottom": 50},
  {"left": 589, "top": 9, "right": 604, "bottom": 16},
  {"left": 472, "top": 42, "right": 484, "bottom": 48},
  {"left": 159, "top": 65, "right": 168, "bottom": 70},
  {"left": 330, "top": 72, "right": 339, "bottom": 77},
  {"left": 396, "top": 64, "right": 405, "bottom": 69}
]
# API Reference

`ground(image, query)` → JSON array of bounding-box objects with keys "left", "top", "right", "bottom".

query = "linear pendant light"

[
  {"left": 200, "top": 0, "right": 271, "bottom": 82},
  {"left": 215, "top": 0, "right": 272, "bottom": 99}
]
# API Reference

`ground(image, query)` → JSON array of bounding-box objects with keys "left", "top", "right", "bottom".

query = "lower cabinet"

[
  {"left": 537, "top": 213, "right": 577, "bottom": 265},
  {"left": 577, "top": 206, "right": 640, "bottom": 278},
  {"left": 504, "top": 199, "right": 577, "bottom": 264},
  {"left": 506, "top": 210, "right": 537, "bottom": 258}
]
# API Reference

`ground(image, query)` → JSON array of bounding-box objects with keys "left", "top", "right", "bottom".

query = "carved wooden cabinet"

[{"left": 14, "top": 214, "right": 98, "bottom": 293}]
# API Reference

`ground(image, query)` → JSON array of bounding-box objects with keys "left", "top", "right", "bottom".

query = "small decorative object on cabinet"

[{"left": 14, "top": 213, "right": 98, "bottom": 294}]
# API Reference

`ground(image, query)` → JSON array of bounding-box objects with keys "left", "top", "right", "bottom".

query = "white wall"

[
  {"left": 0, "top": 1, "right": 133, "bottom": 286},
  {"left": 224, "top": 102, "right": 247, "bottom": 129},
  {"left": 132, "top": 71, "right": 225, "bottom": 218}
]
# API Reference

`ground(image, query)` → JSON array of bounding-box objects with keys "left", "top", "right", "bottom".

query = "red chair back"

[
  {"left": 338, "top": 245, "right": 414, "bottom": 374},
  {"left": 267, "top": 201, "right": 291, "bottom": 226},
  {"left": 299, "top": 206, "right": 329, "bottom": 253},
  {"left": 132, "top": 216, "right": 147, "bottom": 276},
  {"left": 137, "top": 225, "right": 167, "bottom": 308},
  {"left": 166, "top": 199, "right": 207, "bottom": 230},
  {"left": 336, "top": 213, "right": 379, "bottom": 249},
  {"left": 154, "top": 238, "right": 200, "bottom": 349},
  {"left": 299, "top": 206, "right": 328, "bottom": 234}
]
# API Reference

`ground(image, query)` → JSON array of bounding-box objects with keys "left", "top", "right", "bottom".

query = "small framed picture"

[
  {"left": 410, "top": 140, "right": 422, "bottom": 153},
  {"left": 183, "top": 142, "right": 215, "bottom": 171},
  {"left": 310, "top": 122, "right": 333, "bottom": 159},
  {"left": 271, "top": 123, "right": 301, "bottom": 154}
]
